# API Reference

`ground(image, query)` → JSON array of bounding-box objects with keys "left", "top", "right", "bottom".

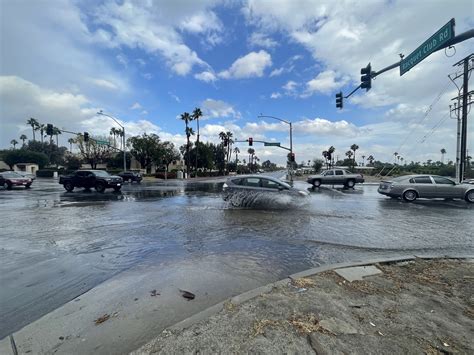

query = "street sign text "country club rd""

[{"left": 400, "top": 18, "right": 455, "bottom": 76}]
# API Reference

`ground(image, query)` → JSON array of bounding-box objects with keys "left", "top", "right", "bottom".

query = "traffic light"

[
  {"left": 248, "top": 137, "right": 253, "bottom": 146},
  {"left": 289, "top": 153, "right": 295, "bottom": 162},
  {"left": 84, "top": 132, "right": 89, "bottom": 142},
  {"left": 335, "top": 92, "right": 343, "bottom": 109},
  {"left": 46, "top": 124, "right": 54, "bottom": 136},
  {"left": 360, "top": 63, "right": 372, "bottom": 91}
]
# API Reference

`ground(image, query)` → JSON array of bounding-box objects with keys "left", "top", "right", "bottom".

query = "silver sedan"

[{"left": 378, "top": 175, "right": 474, "bottom": 203}]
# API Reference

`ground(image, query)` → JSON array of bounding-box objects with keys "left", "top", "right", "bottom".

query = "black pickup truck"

[{"left": 59, "top": 170, "right": 123, "bottom": 192}]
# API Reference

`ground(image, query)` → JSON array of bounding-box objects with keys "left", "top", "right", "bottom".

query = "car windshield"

[
  {"left": 93, "top": 171, "right": 110, "bottom": 177},
  {"left": 1, "top": 172, "right": 23, "bottom": 178}
]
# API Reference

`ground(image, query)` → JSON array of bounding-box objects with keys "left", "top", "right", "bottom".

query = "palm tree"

[
  {"left": 322, "top": 150, "right": 329, "bottom": 168},
  {"left": 328, "top": 146, "right": 336, "bottom": 167},
  {"left": 234, "top": 147, "right": 240, "bottom": 165},
  {"left": 68, "top": 138, "right": 75, "bottom": 152},
  {"left": 36, "top": 124, "right": 45, "bottom": 143},
  {"left": 345, "top": 150, "right": 353, "bottom": 161},
  {"left": 361, "top": 155, "right": 365, "bottom": 167},
  {"left": 393, "top": 152, "right": 398, "bottom": 162},
  {"left": 367, "top": 155, "right": 374, "bottom": 165},
  {"left": 10, "top": 139, "right": 18, "bottom": 149},
  {"left": 440, "top": 148, "right": 446, "bottom": 164},
  {"left": 350, "top": 144, "right": 359, "bottom": 169},
  {"left": 53, "top": 127, "right": 61, "bottom": 146},
  {"left": 247, "top": 148, "right": 255, "bottom": 171},
  {"left": 180, "top": 112, "right": 193, "bottom": 177},
  {"left": 26, "top": 117, "right": 38, "bottom": 141},
  {"left": 192, "top": 107, "right": 203, "bottom": 174},
  {"left": 20, "top": 134, "right": 27, "bottom": 146},
  {"left": 117, "top": 129, "right": 124, "bottom": 150},
  {"left": 110, "top": 127, "right": 117, "bottom": 148}
]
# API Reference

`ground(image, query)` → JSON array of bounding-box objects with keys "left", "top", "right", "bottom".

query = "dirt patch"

[{"left": 133, "top": 259, "right": 473, "bottom": 354}]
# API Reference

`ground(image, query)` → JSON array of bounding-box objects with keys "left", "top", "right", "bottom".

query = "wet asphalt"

[{"left": 0, "top": 176, "right": 473, "bottom": 339}]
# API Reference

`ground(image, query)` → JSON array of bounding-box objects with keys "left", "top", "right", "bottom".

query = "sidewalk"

[{"left": 133, "top": 258, "right": 473, "bottom": 354}]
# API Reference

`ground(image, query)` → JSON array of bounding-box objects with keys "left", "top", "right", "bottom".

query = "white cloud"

[
  {"left": 116, "top": 54, "right": 128, "bottom": 67},
  {"left": 201, "top": 99, "right": 241, "bottom": 119},
  {"left": 270, "top": 92, "right": 282, "bottom": 99},
  {"left": 168, "top": 92, "right": 181, "bottom": 103},
  {"left": 130, "top": 102, "right": 142, "bottom": 110},
  {"left": 194, "top": 71, "right": 218, "bottom": 82},
  {"left": 303, "top": 70, "right": 348, "bottom": 96},
  {"left": 219, "top": 50, "right": 272, "bottom": 79},
  {"left": 282, "top": 80, "right": 298, "bottom": 92},
  {"left": 269, "top": 67, "right": 284, "bottom": 77},
  {"left": 248, "top": 32, "right": 278, "bottom": 48},
  {"left": 88, "top": 79, "right": 120, "bottom": 91},
  {"left": 142, "top": 73, "right": 153, "bottom": 80}
]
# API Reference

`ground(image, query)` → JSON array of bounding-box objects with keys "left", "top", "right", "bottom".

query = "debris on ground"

[
  {"left": 150, "top": 290, "right": 160, "bottom": 297},
  {"left": 133, "top": 259, "right": 473, "bottom": 354},
  {"left": 94, "top": 314, "right": 110, "bottom": 325},
  {"left": 179, "top": 289, "right": 195, "bottom": 300}
]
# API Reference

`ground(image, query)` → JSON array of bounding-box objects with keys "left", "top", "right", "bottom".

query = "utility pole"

[{"left": 451, "top": 54, "right": 473, "bottom": 182}]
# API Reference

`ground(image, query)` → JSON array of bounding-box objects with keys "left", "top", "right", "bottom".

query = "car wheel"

[
  {"left": 312, "top": 180, "right": 321, "bottom": 187},
  {"left": 25, "top": 184, "right": 32, "bottom": 189},
  {"left": 465, "top": 190, "right": 474, "bottom": 203},
  {"left": 6, "top": 181, "right": 12, "bottom": 190},
  {"left": 64, "top": 182, "right": 74, "bottom": 192},
  {"left": 402, "top": 190, "right": 417, "bottom": 202},
  {"left": 346, "top": 179, "right": 355, "bottom": 188},
  {"left": 113, "top": 186, "right": 122, "bottom": 192},
  {"left": 95, "top": 182, "right": 106, "bottom": 193}
]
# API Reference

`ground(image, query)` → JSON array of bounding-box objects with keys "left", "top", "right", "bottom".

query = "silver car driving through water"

[
  {"left": 378, "top": 175, "right": 474, "bottom": 203},
  {"left": 222, "top": 175, "right": 309, "bottom": 207}
]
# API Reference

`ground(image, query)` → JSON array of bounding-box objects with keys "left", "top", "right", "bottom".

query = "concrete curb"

[{"left": 161, "top": 254, "right": 473, "bottom": 336}]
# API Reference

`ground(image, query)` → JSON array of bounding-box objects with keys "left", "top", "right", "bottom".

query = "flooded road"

[{"left": 1, "top": 177, "right": 473, "bottom": 340}]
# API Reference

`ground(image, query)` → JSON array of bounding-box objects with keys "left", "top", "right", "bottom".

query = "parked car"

[
  {"left": 0, "top": 171, "right": 33, "bottom": 189},
  {"left": 59, "top": 170, "right": 123, "bottom": 193},
  {"left": 222, "top": 175, "right": 309, "bottom": 199},
  {"left": 378, "top": 175, "right": 474, "bottom": 203},
  {"left": 306, "top": 169, "right": 364, "bottom": 188},
  {"left": 462, "top": 178, "right": 474, "bottom": 185},
  {"left": 118, "top": 171, "right": 142, "bottom": 183},
  {"left": 16, "top": 171, "right": 36, "bottom": 180}
]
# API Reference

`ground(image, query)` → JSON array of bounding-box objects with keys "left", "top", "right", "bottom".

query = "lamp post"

[
  {"left": 97, "top": 110, "right": 126, "bottom": 172},
  {"left": 257, "top": 114, "right": 293, "bottom": 181}
]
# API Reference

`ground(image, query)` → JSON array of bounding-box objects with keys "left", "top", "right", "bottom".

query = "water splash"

[{"left": 223, "top": 190, "right": 308, "bottom": 209}]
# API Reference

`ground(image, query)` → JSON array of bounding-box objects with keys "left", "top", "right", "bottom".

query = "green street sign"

[
  {"left": 95, "top": 140, "right": 109, "bottom": 145},
  {"left": 264, "top": 142, "right": 280, "bottom": 147},
  {"left": 400, "top": 18, "right": 455, "bottom": 76}
]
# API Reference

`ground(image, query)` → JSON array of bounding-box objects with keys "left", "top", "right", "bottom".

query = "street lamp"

[
  {"left": 257, "top": 114, "right": 293, "bottom": 181},
  {"left": 97, "top": 110, "right": 126, "bottom": 172}
]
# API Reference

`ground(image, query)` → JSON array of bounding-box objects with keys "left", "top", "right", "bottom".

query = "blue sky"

[{"left": 1, "top": 0, "right": 473, "bottom": 165}]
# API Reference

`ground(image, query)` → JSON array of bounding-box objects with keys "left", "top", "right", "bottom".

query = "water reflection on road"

[{"left": 0, "top": 178, "right": 472, "bottom": 338}]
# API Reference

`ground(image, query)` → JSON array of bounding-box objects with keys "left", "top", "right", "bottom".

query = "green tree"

[
  {"left": 53, "top": 127, "right": 61, "bottom": 146},
  {"left": 64, "top": 155, "right": 83, "bottom": 170},
  {"left": 312, "top": 159, "right": 323, "bottom": 172},
  {"left": 26, "top": 118, "right": 38, "bottom": 141},
  {"left": 440, "top": 148, "right": 446, "bottom": 164},
  {"left": 180, "top": 112, "right": 193, "bottom": 178},
  {"left": 68, "top": 138, "right": 75, "bottom": 152},
  {"left": 192, "top": 107, "right": 203, "bottom": 174},
  {"left": 20, "top": 134, "right": 28, "bottom": 146},
  {"left": 10, "top": 139, "right": 18, "bottom": 149},
  {"left": 25, "top": 140, "right": 67, "bottom": 166},
  {"left": 234, "top": 147, "right": 240, "bottom": 165},
  {"left": 76, "top": 134, "right": 113, "bottom": 169},
  {"left": 350, "top": 144, "right": 359, "bottom": 170},
  {"left": 127, "top": 133, "right": 162, "bottom": 173},
  {"left": 159, "top": 141, "right": 180, "bottom": 179},
  {"left": 36, "top": 124, "right": 45, "bottom": 143},
  {"left": 3, "top": 149, "right": 48, "bottom": 169}
]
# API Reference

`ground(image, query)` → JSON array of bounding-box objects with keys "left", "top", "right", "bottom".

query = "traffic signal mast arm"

[
  {"left": 336, "top": 26, "right": 474, "bottom": 106},
  {"left": 234, "top": 139, "right": 291, "bottom": 151}
]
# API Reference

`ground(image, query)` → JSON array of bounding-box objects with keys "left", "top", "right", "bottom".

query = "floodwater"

[{"left": 1, "top": 176, "right": 473, "bottom": 339}]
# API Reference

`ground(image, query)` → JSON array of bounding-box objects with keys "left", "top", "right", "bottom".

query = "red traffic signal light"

[
  {"left": 288, "top": 153, "right": 295, "bottom": 162},
  {"left": 248, "top": 137, "right": 253, "bottom": 146}
]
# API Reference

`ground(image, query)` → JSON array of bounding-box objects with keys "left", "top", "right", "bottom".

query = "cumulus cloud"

[
  {"left": 219, "top": 50, "right": 272, "bottom": 79},
  {"left": 201, "top": 99, "right": 241, "bottom": 119},
  {"left": 248, "top": 32, "right": 278, "bottom": 48},
  {"left": 303, "top": 70, "right": 348, "bottom": 96},
  {"left": 270, "top": 92, "right": 282, "bottom": 99},
  {"left": 194, "top": 71, "right": 218, "bottom": 82}
]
